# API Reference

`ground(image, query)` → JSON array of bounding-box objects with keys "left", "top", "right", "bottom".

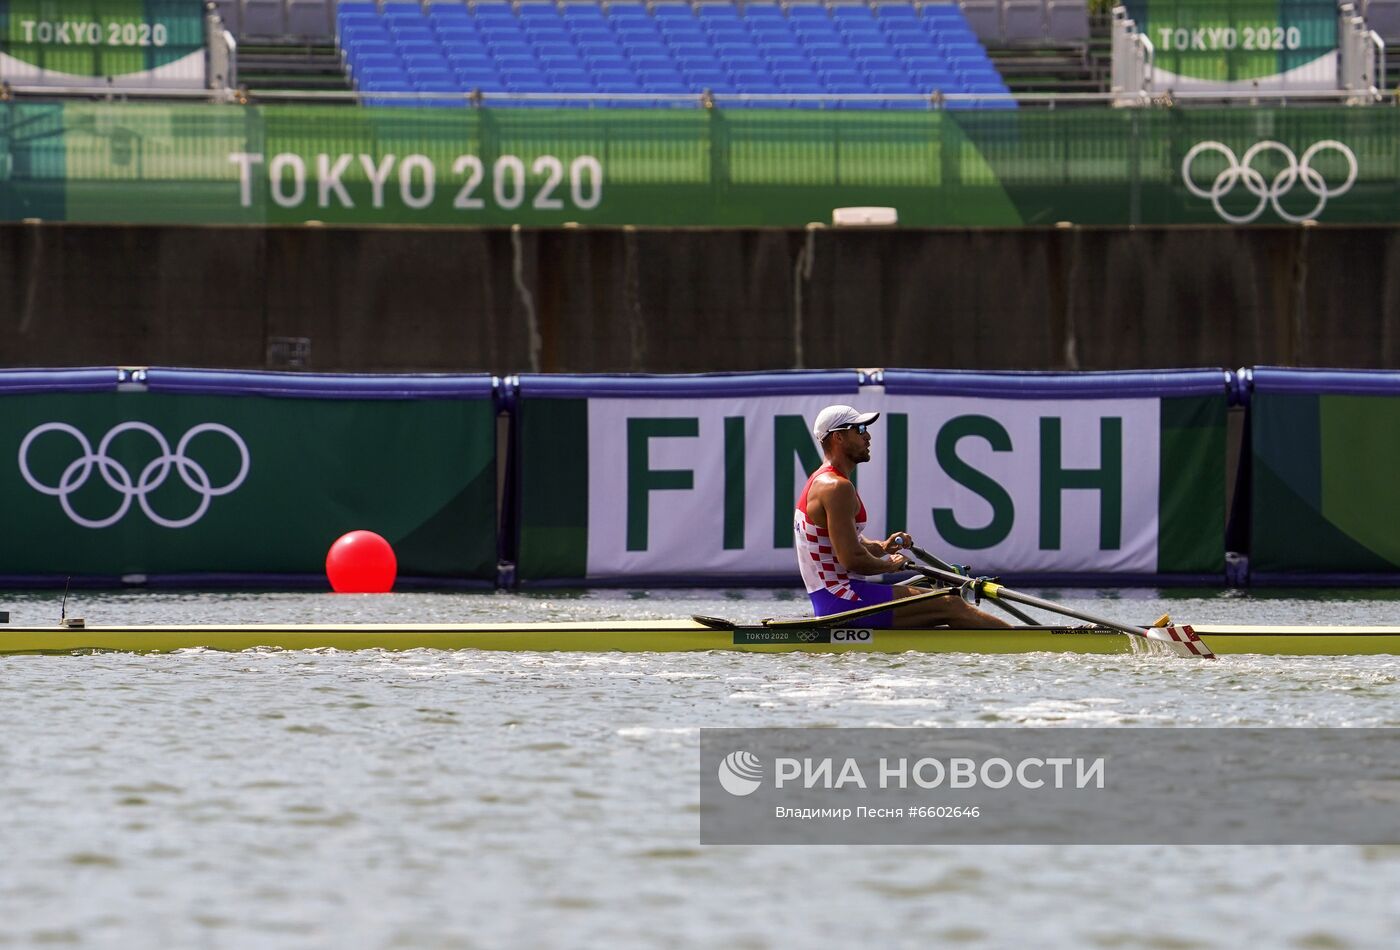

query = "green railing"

[{"left": 2, "top": 101, "right": 1397, "bottom": 226}]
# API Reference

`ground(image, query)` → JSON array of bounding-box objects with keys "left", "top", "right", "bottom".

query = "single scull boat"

[{"left": 2, "top": 620, "right": 1398, "bottom": 656}]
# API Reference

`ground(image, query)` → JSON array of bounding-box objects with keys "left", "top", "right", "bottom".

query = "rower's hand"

[
  {"left": 880, "top": 532, "right": 913, "bottom": 554},
  {"left": 884, "top": 552, "right": 910, "bottom": 571}
]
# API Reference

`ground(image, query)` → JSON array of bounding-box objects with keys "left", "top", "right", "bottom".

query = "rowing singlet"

[{"left": 794, "top": 463, "right": 868, "bottom": 601}]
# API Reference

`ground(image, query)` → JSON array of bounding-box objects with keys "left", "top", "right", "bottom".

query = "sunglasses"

[{"left": 831, "top": 423, "right": 869, "bottom": 435}]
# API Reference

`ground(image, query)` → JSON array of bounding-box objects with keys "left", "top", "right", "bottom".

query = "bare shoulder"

[{"left": 810, "top": 472, "right": 856, "bottom": 510}]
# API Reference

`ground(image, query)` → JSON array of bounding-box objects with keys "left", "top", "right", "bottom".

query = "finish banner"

[
  {"left": 1123, "top": 1, "right": 1338, "bottom": 91},
  {"left": 0, "top": 101, "right": 1394, "bottom": 227},
  {"left": 0, "top": 369, "right": 498, "bottom": 583},
  {"left": 1247, "top": 368, "right": 1400, "bottom": 581},
  {"left": 512, "top": 371, "right": 1227, "bottom": 584},
  {"left": 0, "top": 1, "right": 206, "bottom": 88}
]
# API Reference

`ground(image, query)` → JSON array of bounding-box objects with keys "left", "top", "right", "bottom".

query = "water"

[{"left": 2, "top": 588, "right": 1399, "bottom": 948}]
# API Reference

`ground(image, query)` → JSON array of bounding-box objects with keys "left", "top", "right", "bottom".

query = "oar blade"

[{"left": 1146, "top": 624, "right": 1217, "bottom": 660}]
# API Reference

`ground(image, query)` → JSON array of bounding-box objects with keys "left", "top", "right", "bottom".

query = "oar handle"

[
  {"left": 908, "top": 544, "right": 964, "bottom": 576},
  {"left": 905, "top": 544, "right": 1040, "bottom": 626}
]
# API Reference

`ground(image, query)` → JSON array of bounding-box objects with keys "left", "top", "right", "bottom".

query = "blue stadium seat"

[
  {"left": 707, "top": 22, "right": 752, "bottom": 42},
  {"left": 551, "top": 67, "right": 594, "bottom": 85},
  {"left": 574, "top": 28, "right": 620, "bottom": 46},
  {"left": 351, "top": 51, "right": 401, "bottom": 72},
  {"left": 333, "top": 0, "right": 1011, "bottom": 110},
  {"left": 609, "top": 6, "right": 652, "bottom": 24},
  {"left": 397, "top": 38, "right": 443, "bottom": 56},
  {"left": 593, "top": 67, "right": 641, "bottom": 85},
  {"left": 883, "top": 23, "right": 928, "bottom": 45},
  {"left": 381, "top": 3, "right": 425, "bottom": 20},
  {"left": 450, "top": 52, "right": 497, "bottom": 71},
  {"left": 438, "top": 32, "right": 488, "bottom": 54},
  {"left": 518, "top": 3, "right": 562, "bottom": 19},
  {"left": 347, "top": 38, "right": 395, "bottom": 58},
  {"left": 561, "top": 3, "right": 608, "bottom": 24},
  {"left": 393, "top": 23, "right": 436, "bottom": 40},
  {"left": 745, "top": 4, "right": 786, "bottom": 20},
  {"left": 538, "top": 41, "right": 583, "bottom": 58},
  {"left": 339, "top": 13, "right": 386, "bottom": 32},
  {"left": 528, "top": 26, "right": 573, "bottom": 44},
  {"left": 340, "top": 21, "right": 389, "bottom": 42},
  {"left": 878, "top": 4, "right": 920, "bottom": 21},
  {"left": 831, "top": 6, "right": 877, "bottom": 24},
  {"left": 429, "top": 4, "right": 470, "bottom": 19},
  {"left": 412, "top": 67, "right": 457, "bottom": 83},
  {"left": 655, "top": 5, "right": 698, "bottom": 23},
  {"left": 407, "top": 64, "right": 453, "bottom": 81},
  {"left": 662, "top": 28, "right": 709, "bottom": 50}
]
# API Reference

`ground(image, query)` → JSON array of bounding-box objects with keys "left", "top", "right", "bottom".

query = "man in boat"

[{"left": 796, "top": 405, "right": 1010, "bottom": 629}]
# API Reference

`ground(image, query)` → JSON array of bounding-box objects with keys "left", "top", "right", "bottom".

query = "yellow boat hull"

[{"left": 3, "top": 621, "right": 1399, "bottom": 656}]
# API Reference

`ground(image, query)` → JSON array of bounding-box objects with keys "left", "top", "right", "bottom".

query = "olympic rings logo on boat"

[
  {"left": 18, "top": 421, "right": 251, "bottom": 529},
  {"left": 1181, "top": 140, "right": 1358, "bottom": 224}
]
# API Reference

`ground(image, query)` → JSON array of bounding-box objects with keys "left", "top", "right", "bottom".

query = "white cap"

[{"left": 812, "top": 405, "right": 881, "bottom": 442}]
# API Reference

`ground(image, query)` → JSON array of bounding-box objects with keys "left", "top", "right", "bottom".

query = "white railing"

[
  {"left": 205, "top": 3, "right": 238, "bottom": 93},
  {"left": 1338, "top": 3, "right": 1385, "bottom": 101},
  {"left": 1370, "top": 31, "right": 1387, "bottom": 92},
  {"left": 1109, "top": 6, "right": 1154, "bottom": 106}
]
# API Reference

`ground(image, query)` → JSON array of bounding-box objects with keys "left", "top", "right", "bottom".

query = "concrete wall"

[{"left": 4, "top": 222, "right": 1398, "bottom": 372}]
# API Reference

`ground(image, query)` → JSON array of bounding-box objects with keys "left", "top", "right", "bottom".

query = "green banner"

[
  {"left": 2, "top": 391, "right": 497, "bottom": 579},
  {"left": 0, "top": 1, "right": 204, "bottom": 86},
  {"left": 1251, "top": 391, "right": 1400, "bottom": 574},
  {"left": 1124, "top": 1, "right": 1337, "bottom": 87},
  {"left": 3, "top": 101, "right": 1398, "bottom": 227}
]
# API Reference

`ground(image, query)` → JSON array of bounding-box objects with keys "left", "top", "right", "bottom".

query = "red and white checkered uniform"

[{"left": 794, "top": 463, "right": 869, "bottom": 600}]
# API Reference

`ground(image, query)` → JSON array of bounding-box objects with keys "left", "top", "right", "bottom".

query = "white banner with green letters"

[{"left": 512, "top": 371, "right": 1227, "bottom": 585}]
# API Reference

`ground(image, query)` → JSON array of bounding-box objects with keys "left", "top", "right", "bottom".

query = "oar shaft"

[
  {"left": 912, "top": 564, "right": 1147, "bottom": 639},
  {"left": 982, "top": 586, "right": 1146, "bottom": 638}
]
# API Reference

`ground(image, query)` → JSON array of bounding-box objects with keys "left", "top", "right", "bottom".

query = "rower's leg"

[{"left": 888, "top": 585, "right": 1012, "bottom": 629}]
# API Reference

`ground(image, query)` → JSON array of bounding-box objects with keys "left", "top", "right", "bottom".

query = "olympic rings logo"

[
  {"left": 1182, "top": 140, "right": 1358, "bottom": 224},
  {"left": 18, "top": 422, "right": 251, "bottom": 529}
]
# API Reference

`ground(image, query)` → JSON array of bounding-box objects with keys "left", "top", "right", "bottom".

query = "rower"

[{"left": 795, "top": 405, "right": 1010, "bottom": 630}]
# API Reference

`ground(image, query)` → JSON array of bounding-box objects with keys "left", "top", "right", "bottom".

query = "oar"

[
  {"left": 911, "top": 563, "right": 1216, "bottom": 660},
  {"left": 904, "top": 543, "right": 1040, "bottom": 626}
]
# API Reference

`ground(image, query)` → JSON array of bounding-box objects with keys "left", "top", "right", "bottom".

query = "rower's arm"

[
  {"left": 858, "top": 537, "right": 887, "bottom": 557},
  {"left": 823, "top": 481, "right": 901, "bottom": 576}
]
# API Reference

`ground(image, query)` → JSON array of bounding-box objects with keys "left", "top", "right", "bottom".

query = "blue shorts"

[{"left": 809, "top": 579, "right": 899, "bottom": 629}]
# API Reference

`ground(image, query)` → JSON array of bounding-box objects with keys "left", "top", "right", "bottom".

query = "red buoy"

[{"left": 326, "top": 530, "right": 397, "bottom": 593}]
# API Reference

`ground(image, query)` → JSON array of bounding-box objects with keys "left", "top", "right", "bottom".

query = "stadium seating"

[
  {"left": 333, "top": 1, "right": 1013, "bottom": 109},
  {"left": 216, "top": 0, "right": 337, "bottom": 39},
  {"left": 957, "top": 0, "right": 1090, "bottom": 44},
  {"left": 1365, "top": 0, "right": 1400, "bottom": 40}
]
